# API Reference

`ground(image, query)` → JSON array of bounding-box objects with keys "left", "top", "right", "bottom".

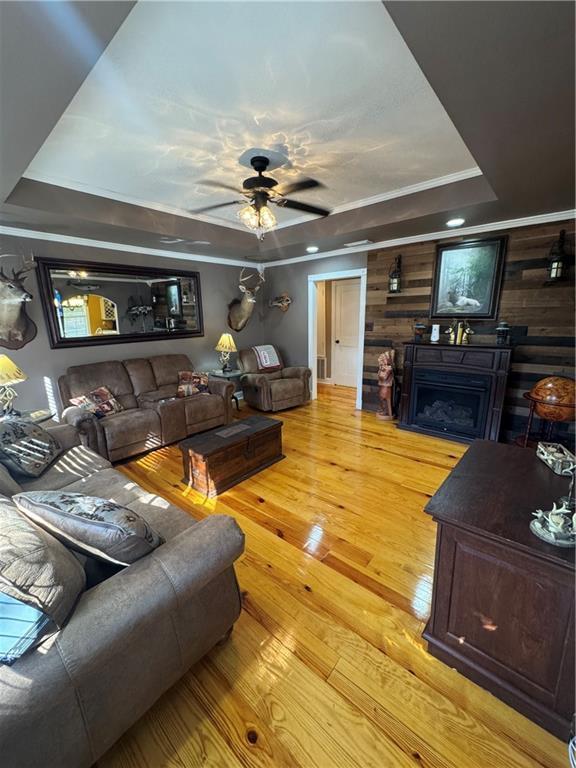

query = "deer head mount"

[
  {"left": 227, "top": 267, "right": 265, "bottom": 332},
  {"left": 269, "top": 292, "right": 292, "bottom": 312},
  {"left": 0, "top": 256, "right": 37, "bottom": 349}
]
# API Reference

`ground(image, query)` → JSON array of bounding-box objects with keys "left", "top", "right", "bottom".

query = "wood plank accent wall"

[{"left": 362, "top": 220, "right": 575, "bottom": 442}]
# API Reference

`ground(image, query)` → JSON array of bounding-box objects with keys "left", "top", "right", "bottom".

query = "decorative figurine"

[
  {"left": 530, "top": 455, "right": 575, "bottom": 547},
  {"left": 531, "top": 501, "right": 576, "bottom": 547},
  {"left": 461, "top": 320, "right": 474, "bottom": 345},
  {"left": 445, "top": 320, "right": 474, "bottom": 345},
  {"left": 413, "top": 320, "right": 427, "bottom": 343},
  {"left": 376, "top": 349, "right": 395, "bottom": 420}
]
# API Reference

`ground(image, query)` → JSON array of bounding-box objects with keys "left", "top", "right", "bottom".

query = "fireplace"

[
  {"left": 399, "top": 344, "right": 511, "bottom": 443},
  {"left": 411, "top": 369, "right": 491, "bottom": 440}
]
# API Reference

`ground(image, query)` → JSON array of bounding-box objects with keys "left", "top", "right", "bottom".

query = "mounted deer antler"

[
  {"left": 228, "top": 267, "right": 266, "bottom": 331},
  {"left": 0, "top": 254, "right": 37, "bottom": 348}
]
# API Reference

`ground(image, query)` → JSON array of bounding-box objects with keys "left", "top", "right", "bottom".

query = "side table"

[
  {"left": 1, "top": 409, "right": 55, "bottom": 424},
  {"left": 210, "top": 370, "right": 242, "bottom": 411}
]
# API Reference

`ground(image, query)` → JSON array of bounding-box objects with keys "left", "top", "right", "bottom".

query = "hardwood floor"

[{"left": 97, "top": 386, "right": 564, "bottom": 768}]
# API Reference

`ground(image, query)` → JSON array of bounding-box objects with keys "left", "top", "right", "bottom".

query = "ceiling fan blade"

[
  {"left": 187, "top": 200, "right": 240, "bottom": 214},
  {"left": 276, "top": 177, "right": 324, "bottom": 196},
  {"left": 196, "top": 180, "right": 243, "bottom": 194},
  {"left": 279, "top": 198, "right": 331, "bottom": 217}
]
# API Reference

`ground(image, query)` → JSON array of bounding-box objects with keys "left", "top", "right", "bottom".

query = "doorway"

[
  {"left": 307, "top": 268, "right": 367, "bottom": 410},
  {"left": 332, "top": 278, "right": 361, "bottom": 387}
]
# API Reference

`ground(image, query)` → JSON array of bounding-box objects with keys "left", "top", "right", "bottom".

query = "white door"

[{"left": 331, "top": 278, "right": 360, "bottom": 387}]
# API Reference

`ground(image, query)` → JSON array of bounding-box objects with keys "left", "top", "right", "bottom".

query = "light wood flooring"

[{"left": 97, "top": 384, "right": 564, "bottom": 768}]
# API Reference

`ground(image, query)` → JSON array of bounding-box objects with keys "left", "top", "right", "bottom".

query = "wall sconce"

[
  {"left": 388, "top": 255, "right": 402, "bottom": 293},
  {"left": 547, "top": 230, "right": 569, "bottom": 281}
]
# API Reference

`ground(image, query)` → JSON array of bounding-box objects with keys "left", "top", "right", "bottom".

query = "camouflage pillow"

[
  {"left": 0, "top": 420, "right": 62, "bottom": 478},
  {"left": 12, "top": 492, "right": 164, "bottom": 566},
  {"left": 0, "top": 497, "right": 85, "bottom": 628},
  {"left": 177, "top": 371, "right": 209, "bottom": 398}
]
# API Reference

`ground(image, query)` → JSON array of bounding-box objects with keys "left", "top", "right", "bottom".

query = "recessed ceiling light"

[
  {"left": 306, "top": 245, "right": 319, "bottom": 254},
  {"left": 159, "top": 237, "right": 185, "bottom": 244},
  {"left": 446, "top": 218, "right": 465, "bottom": 228}
]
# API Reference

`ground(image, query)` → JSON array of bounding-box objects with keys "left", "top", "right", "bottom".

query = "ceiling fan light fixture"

[{"left": 238, "top": 203, "right": 276, "bottom": 240}]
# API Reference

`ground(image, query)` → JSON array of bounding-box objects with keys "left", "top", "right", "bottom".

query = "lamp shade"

[
  {"left": 215, "top": 333, "right": 237, "bottom": 353},
  {"left": 0, "top": 355, "right": 27, "bottom": 386}
]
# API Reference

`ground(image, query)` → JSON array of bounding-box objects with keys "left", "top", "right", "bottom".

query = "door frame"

[{"left": 307, "top": 268, "right": 367, "bottom": 410}]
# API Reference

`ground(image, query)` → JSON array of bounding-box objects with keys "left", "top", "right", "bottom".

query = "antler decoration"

[{"left": 0, "top": 252, "right": 35, "bottom": 284}]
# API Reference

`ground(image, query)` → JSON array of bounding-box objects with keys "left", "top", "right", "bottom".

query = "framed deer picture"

[
  {"left": 0, "top": 259, "right": 37, "bottom": 349},
  {"left": 430, "top": 236, "right": 507, "bottom": 320}
]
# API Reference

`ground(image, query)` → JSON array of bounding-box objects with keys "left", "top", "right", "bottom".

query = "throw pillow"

[
  {"left": 177, "top": 371, "right": 210, "bottom": 398},
  {"left": 0, "top": 591, "right": 53, "bottom": 666},
  {"left": 0, "top": 420, "right": 62, "bottom": 478},
  {"left": 70, "top": 386, "right": 124, "bottom": 418},
  {"left": 0, "top": 497, "right": 85, "bottom": 628},
  {"left": 13, "top": 492, "right": 164, "bottom": 566}
]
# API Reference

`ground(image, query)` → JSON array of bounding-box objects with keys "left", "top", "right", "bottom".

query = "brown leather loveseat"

[{"left": 58, "top": 354, "right": 233, "bottom": 462}]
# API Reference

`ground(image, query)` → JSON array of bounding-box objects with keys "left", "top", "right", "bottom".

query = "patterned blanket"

[{"left": 252, "top": 345, "right": 281, "bottom": 371}]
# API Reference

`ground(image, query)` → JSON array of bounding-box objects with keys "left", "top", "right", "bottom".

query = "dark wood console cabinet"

[{"left": 424, "top": 441, "right": 575, "bottom": 740}]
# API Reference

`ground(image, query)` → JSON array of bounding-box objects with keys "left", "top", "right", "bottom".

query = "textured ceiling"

[{"left": 24, "top": 1, "right": 477, "bottom": 229}]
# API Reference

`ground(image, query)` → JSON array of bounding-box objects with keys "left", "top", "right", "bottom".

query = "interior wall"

[
  {"left": 315, "top": 280, "right": 333, "bottom": 380},
  {"left": 0, "top": 235, "right": 265, "bottom": 411},
  {"left": 363, "top": 219, "right": 575, "bottom": 441},
  {"left": 262, "top": 252, "right": 367, "bottom": 366}
]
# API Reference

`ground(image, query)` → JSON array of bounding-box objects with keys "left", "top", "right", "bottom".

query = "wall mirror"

[{"left": 36, "top": 258, "right": 203, "bottom": 348}]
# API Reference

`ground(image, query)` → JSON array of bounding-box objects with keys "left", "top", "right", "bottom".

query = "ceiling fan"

[{"left": 188, "top": 155, "right": 331, "bottom": 240}]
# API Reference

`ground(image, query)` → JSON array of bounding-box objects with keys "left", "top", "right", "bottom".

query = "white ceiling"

[{"left": 25, "top": 1, "right": 478, "bottom": 230}]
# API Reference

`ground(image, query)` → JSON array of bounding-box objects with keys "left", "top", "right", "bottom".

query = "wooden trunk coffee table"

[{"left": 180, "top": 415, "right": 284, "bottom": 497}]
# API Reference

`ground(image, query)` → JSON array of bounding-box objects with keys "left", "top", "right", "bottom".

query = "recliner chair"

[{"left": 238, "top": 346, "right": 311, "bottom": 412}]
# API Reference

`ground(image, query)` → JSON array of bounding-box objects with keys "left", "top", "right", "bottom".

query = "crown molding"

[
  {"left": 269, "top": 167, "right": 484, "bottom": 230},
  {"left": 21, "top": 173, "right": 250, "bottom": 232},
  {"left": 1, "top": 209, "right": 573, "bottom": 272},
  {"left": 264, "top": 209, "right": 576, "bottom": 267},
  {"left": 0, "top": 226, "right": 255, "bottom": 268},
  {"left": 23, "top": 166, "right": 483, "bottom": 233}
]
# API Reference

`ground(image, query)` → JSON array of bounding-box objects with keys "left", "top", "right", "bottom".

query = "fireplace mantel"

[{"left": 398, "top": 343, "right": 512, "bottom": 443}]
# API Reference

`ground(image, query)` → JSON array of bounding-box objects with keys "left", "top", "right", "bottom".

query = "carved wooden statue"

[{"left": 376, "top": 349, "right": 395, "bottom": 420}]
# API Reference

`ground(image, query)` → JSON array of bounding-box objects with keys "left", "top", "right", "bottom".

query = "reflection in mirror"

[{"left": 37, "top": 259, "right": 203, "bottom": 348}]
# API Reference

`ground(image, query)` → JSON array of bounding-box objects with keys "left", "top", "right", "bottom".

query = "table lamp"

[
  {"left": 215, "top": 333, "right": 237, "bottom": 372},
  {"left": 0, "top": 355, "right": 27, "bottom": 416}
]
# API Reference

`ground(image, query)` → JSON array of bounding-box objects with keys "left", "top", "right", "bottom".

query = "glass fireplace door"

[{"left": 410, "top": 369, "right": 491, "bottom": 440}]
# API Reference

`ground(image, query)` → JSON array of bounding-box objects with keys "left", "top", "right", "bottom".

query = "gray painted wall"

[
  {"left": 0, "top": 235, "right": 265, "bottom": 411},
  {"left": 262, "top": 252, "right": 367, "bottom": 366}
]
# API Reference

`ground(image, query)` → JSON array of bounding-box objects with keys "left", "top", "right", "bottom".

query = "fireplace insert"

[{"left": 410, "top": 369, "right": 491, "bottom": 440}]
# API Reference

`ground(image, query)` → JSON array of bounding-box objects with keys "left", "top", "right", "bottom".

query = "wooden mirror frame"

[{"left": 36, "top": 257, "right": 204, "bottom": 349}]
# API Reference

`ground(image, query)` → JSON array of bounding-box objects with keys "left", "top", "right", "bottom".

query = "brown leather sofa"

[
  {"left": 58, "top": 354, "right": 233, "bottom": 462},
  {"left": 238, "top": 346, "right": 311, "bottom": 412}
]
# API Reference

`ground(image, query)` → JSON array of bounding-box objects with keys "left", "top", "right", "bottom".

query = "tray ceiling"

[{"left": 24, "top": 1, "right": 478, "bottom": 230}]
